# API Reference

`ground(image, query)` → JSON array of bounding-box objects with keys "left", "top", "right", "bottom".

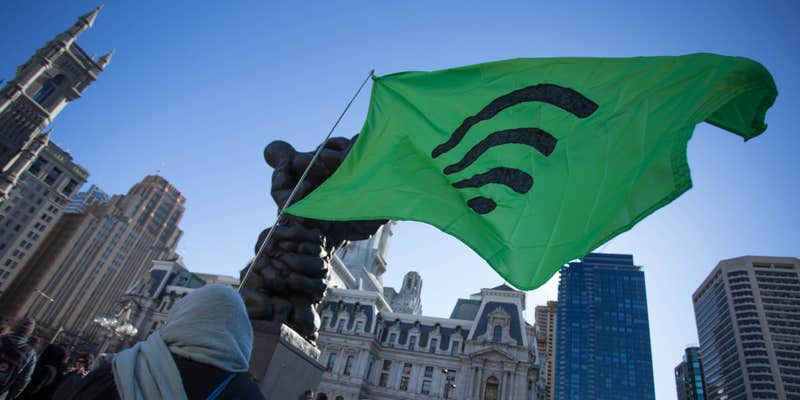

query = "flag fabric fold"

[{"left": 286, "top": 53, "right": 777, "bottom": 290}]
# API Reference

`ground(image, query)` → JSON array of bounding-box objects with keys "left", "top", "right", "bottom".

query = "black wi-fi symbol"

[{"left": 432, "top": 84, "right": 599, "bottom": 214}]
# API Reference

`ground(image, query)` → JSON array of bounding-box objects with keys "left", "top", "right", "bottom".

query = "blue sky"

[{"left": 2, "top": 1, "right": 798, "bottom": 398}]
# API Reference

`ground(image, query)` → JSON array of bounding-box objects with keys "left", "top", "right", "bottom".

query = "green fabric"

[{"left": 286, "top": 53, "right": 777, "bottom": 290}]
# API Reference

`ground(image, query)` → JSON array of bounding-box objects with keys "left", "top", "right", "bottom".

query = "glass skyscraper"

[
  {"left": 554, "top": 253, "right": 655, "bottom": 400},
  {"left": 675, "top": 346, "right": 707, "bottom": 400}
]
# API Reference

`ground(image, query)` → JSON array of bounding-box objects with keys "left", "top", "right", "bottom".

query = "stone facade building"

[
  {"left": 0, "top": 6, "right": 110, "bottom": 200},
  {"left": 534, "top": 301, "right": 557, "bottom": 400},
  {"left": 693, "top": 256, "right": 800, "bottom": 400},
  {"left": 5, "top": 175, "right": 184, "bottom": 347},
  {"left": 315, "top": 223, "right": 541, "bottom": 400},
  {"left": 0, "top": 141, "right": 87, "bottom": 296}
]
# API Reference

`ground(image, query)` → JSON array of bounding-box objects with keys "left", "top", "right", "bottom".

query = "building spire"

[
  {"left": 61, "top": 5, "right": 103, "bottom": 40},
  {"left": 79, "top": 5, "right": 104, "bottom": 28},
  {"left": 97, "top": 49, "right": 114, "bottom": 69}
]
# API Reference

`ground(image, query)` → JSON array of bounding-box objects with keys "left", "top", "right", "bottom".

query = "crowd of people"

[{"left": 0, "top": 285, "right": 267, "bottom": 400}]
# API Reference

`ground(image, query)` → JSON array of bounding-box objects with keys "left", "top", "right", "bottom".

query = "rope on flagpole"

[{"left": 238, "top": 69, "right": 375, "bottom": 292}]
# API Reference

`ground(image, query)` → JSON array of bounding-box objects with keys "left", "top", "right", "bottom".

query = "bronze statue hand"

[{"left": 242, "top": 136, "right": 386, "bottom": 342}]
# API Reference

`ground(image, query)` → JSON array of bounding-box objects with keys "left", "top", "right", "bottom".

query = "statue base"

[{"left": 248, "top": 321, "right": 324, "bottom": 398}]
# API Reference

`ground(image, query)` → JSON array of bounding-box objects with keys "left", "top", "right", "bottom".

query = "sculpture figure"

[{"left": 240, "top": 136, "right": 386, "bottom": 343}]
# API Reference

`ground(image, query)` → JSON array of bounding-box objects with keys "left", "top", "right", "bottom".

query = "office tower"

[
  {"left": 554, "top": 253, "right": 655, "bottom": 400},
  {"left": 0, "top": 141, "right": 87, "bottom": 295},
  {"left": 535, "top": 301, "right": 557, "bottom": 400},
  {"left": 64, "top": 184, "right": 108, "bottom": 213},
  {"left": 0, "top": 6, "right": 110, "bottom": 200},
  {"left": 693, "top": 256, "right": 800, "bottom": 400},
  {"left": 675, "top": 346, "right": 707, "bottom": 400},
  {"left": 6, "top": 175, "right": 184, "bottom": 345}
]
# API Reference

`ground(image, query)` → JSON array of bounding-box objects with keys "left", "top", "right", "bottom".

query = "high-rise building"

[
  {"left": 554, "top": 253, "right": 655, "bottom": 400},
  {"left": 675, "top": 346, "right": 707, "bottom": 400},
  {"left": 64, "top": 184, "right": 108, "bottom": 213},
  {"left": 0, "top": 141, "right": 88, "bottom": 295},
  {"left": 0, "top": 6, "right": 110, "bottom": 200},
  {"left": 4, "top": 175, "right": 184, "bottom": 346},
  {"left": 692, "top": 256, "right": 800, "bottom": 400},
  {"left": 535, "top": 300, "right": 558, "bottom": 400}
]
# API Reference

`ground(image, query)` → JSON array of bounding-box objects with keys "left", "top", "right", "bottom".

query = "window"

[
  {"left": 32, "top": 75, "right": 64, "bottom": 104},
  {"left": 44, "top": 167, "right": 62, "bottom": 185},
  {"left": 424, "top": 366, "right": 433, "bottom": 378},
  {"left": 379, "top": 373, "right": 389, "bottom": 387},
  {"left": 430, "top": 338, "right": 438, "bottom": 353},
  {"left": 388, "top": 333, "right": 397, "bottom": 346},
  {"left": 343, "top": 355, "right": 354, "bottom": 376},
  {"left": 63, "top": 179, "right": 79, "bottom": 196},
  {"left": 354, "top": 320, "right": 363, "bottom": 333},
  {"left": 336, "top": 318, "right": 346, "bottom": 333},
  {"left": 326, "top": 353, "right": 336, "bottom": 372},
  {"left": 451, "top": 340, "right": 461, "bottom": 355},
  {"left": 399, "top": 363, "right": 412, "bottom": 391},
  {"left": 421, "top": 380, "right": 432, "bottom": 394},
  {"left": 484, "top": 376, "right": 500, "bottom": 400},
  {"left": 493, "top": 325, "right": 503, "bottom": 342},
  {"left": 321, "top": 316, "right": 329, "bottom": 330},
  {"left": 409, "top": 336, "right": 417, "bottom": 350}
]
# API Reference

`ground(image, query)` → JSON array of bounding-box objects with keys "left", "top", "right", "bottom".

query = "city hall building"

[{"left": 316, "top": 223, "right": 544, "bottom": 400}]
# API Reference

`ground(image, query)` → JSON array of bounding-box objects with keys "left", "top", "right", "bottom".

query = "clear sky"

[{"left": 2, "top": 1, "right": 798, "bottom": 398}]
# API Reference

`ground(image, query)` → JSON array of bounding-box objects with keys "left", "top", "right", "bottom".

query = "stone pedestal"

[{"left": 249, "top": 320, "right": 324, "bottom": 398}]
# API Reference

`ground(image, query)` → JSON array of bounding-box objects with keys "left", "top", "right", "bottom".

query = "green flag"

[{"left": 286, "top": 53, "right": 777, "bottom": 290}]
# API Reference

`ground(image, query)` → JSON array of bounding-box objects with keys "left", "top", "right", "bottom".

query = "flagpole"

[{"left": 238, "top": 69, "right": 375, "bottom": 292}]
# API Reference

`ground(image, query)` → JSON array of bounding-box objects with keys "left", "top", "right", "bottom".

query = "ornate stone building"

[
  {"left": 315, "top": 223, "right": 542, "bottom": 400},
  {"left": 0, "top": 6, "right": 110, "bottom": 200}
]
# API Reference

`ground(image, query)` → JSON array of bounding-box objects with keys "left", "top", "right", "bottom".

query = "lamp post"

[
  {"left": 93, "top": 302, "right": 138, "bottom": 354},
  {"left": 34, "top": 289, "right": 63, "bottom": 344},
  {"left": 442, "top": 368, "right": 456, "bottom": 399}
]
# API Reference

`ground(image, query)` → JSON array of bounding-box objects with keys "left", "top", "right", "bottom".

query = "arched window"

[
  {"left": 343, "top": 355, "right": 354, "bottom": 376},
  {"left": 493, "top": 325, "right": 502, "bottom": 342},
  {"left": 326, "top": 353, "right": 336, "bottom": 372},
  {"left": 32, "top": 75, "right": 65, "bottom": 104},
  {"left": 484, "top": 376, "right": 500, "bottom": 400}
]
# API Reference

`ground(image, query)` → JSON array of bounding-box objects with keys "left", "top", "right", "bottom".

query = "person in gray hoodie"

[{"left": 0, "top": 318, "right": 37, "bottom": 400}]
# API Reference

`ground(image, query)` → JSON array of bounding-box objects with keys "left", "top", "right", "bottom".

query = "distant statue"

[{"left": 240, "top": 136, "right": 386, "bottom": 343}]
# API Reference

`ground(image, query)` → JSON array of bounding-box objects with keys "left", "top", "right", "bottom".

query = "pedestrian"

[
  {"left": 16, "top": 344, "right": 68, "bottom": 400},
  {"left": 51, "top": 356, "right": 87, "bottom": 400},
  {"left": 67, "top": 284, "right": 264, "bottom": 399},
  {"left": 299, "top": 389, "right": 314, "bottom": 399},
  {"left": 0, "top": 318, "right": 37, "bottom": 400},
  {"left": 86, "top": 354, "right": 112, "bottom": 374}
]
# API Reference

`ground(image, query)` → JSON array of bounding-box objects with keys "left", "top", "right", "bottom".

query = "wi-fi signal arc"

[
  {"left": 443, "top": 128, "right": 557, "bottom": 175},
  {"left": 432, "top": 83, "right": 599, "bottom": 215}
]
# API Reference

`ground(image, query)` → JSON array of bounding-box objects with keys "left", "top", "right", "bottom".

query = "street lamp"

[
  {"left": 442, "top": 368, "right": 457, "bottom": 399},
  {"left": 93, "top": 304, "right": 138, "bottom": 353}
]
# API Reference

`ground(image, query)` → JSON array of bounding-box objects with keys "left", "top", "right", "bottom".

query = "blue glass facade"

[
  {"left": 675, "top": 346, "right": 707, "bottom": 400},
  {"left": 554, "top": 253, "right": 655, "bottom": 400}
]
